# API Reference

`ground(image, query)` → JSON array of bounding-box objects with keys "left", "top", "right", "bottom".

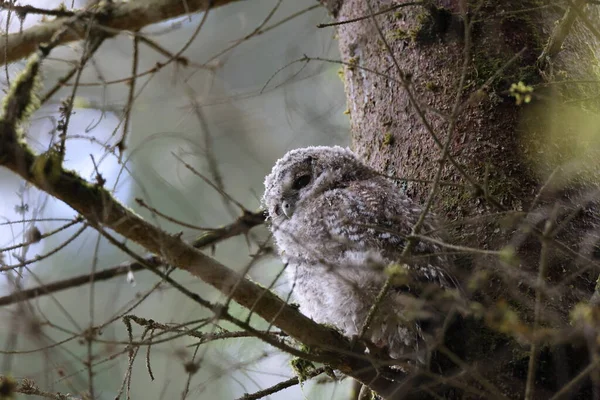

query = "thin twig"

[
  {"left": 524, "top": 208, "right": 556, "bottom": 400},
  {"left": 0, "top": 0, "right": 243, "bottom": 66},
  {"left": 135, "top": 197, "right": 218, "bottom": 231},
  {"left": 137, "top": 35, "right": 190, "bottom": 65},
  {"left": 235, "top": 367, "right": 328, "bottom": 400},
  {"left": 0, "top": 211, "right": 264, "bottom": 307},
  {"left": 172, "top": 152, "right": 246, "bottom": 211},
  {"left": 438, "top": 346, "right": 509, "bottom": 400},
  {"left": 548, "top": 357, "right": 600, "bottom": 400},
  {"left": 40, "top": 32, "right": 106, "bottom": 104},
  {"left": 537, "top": 0, "right": 587, "bottom": 67},
  {"left": 92, "top": 224, "right": 335, "bottom": 364},
  {"left": 117, "top": 31, "right": 140, "bottom": 156},
  {"left": 317, "top": 2, "right": 423, "bottom": 28},
  {"left": 202, "top": 3, "right": 320, "bottom": 66},
  {"left": 0, "top": 1, "right": 77, "bottom": 17},
  {"left": 0, "top": 217, "right": 82, "bottom": 253},
  {"left": 183, "top": 83, "right": 235, "bottom": 216},
  {"left": 1, "top": 376, "right": 70, "bottom": 400},
  {"left": 0, "top": 224, "right": 88, "bottom": 272}
]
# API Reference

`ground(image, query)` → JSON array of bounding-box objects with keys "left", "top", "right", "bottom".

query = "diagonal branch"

[
  {"left": 536, "top": 0, "right": 587, "bottom": 68},
  {"left": 0, "top": 210, "right": 264, "bottom": 306},
  {"left": 0, "top": 109, "right": 408, "bottom": 400},
  {"left": 235, "top": 367, "right": 329, "bottom": 400},
  {"left": 0, "top": 0, "right": 243, "bottom": 66}
]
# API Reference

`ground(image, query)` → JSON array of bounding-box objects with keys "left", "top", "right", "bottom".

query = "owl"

[{"left": 262, "top": 146, "right": 453, "bottom": 360}]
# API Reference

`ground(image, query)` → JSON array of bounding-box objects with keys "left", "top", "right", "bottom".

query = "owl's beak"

[{"left": 281, "top": 199, "right": 295, "bottom": 218}]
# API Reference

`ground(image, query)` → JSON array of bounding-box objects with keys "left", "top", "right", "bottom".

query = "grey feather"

[{"left": 262, "top": 146, "right": 452, "bottom": 359}]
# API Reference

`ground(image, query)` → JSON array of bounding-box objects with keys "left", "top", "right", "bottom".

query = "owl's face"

[{"left": 262, "top": 146, "right": 374, "bottom": 226}]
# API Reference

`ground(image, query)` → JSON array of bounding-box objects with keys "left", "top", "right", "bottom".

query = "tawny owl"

[{"left": 262, "top": 146, "right": 453, "bottom": 360}]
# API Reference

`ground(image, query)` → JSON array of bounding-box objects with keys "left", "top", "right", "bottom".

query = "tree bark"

[{"left": 326, "top": 0, "right": 600, "bottom": 398}]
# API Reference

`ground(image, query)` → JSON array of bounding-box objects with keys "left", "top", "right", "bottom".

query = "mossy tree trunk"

[{"left": 323, "top": 0, "right": 600, "bottom": 398}]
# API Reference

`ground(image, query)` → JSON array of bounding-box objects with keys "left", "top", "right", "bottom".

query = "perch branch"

[{"left": 0, "top": 96, "right": 405, "bottom": 400}]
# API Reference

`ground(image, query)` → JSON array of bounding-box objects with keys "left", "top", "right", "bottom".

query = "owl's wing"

[{"left": 315, "top": 178, "right": 452, "bottom": 288}]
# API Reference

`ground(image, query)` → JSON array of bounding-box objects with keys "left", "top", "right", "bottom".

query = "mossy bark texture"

[{"left": 325, "top": 0, "right": 600, "bottom": 398}]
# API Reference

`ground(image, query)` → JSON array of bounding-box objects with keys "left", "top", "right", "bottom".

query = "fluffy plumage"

[{"left": 262, "top": 146, "right": 451, "bottom": 359}]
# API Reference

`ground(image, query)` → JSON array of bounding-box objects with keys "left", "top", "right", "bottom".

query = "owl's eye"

[{"left": 292, "top": 174, "right": 311, "bottom": 190}]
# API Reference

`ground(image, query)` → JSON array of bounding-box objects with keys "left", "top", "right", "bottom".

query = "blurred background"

[{"left": 0, "top": 1, "right": 350, "bottom": 398}]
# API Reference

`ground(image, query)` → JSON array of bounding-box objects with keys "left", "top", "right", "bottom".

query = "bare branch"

[
  {"left": 0, "top": 211, "right": 264, "bottom": 307},
  {"left": 235, "top": 367, "right": 329, "bottom": 400},
  {"left": 537, "top": 0, "right": 587, "bottom": 68},
  {"left": 0, "top": 0, "right": 243, "bottom": 66},
  {"left": 0, "top": 115, "right": 405, "bottom": 398}
]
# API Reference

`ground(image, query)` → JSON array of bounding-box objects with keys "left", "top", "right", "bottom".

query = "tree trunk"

[{"left": 325, "top": 0, "right": 600, "bottom": 398}]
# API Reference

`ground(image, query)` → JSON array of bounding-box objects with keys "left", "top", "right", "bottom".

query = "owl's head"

[{"left": 262, "top": 146, "right": 374, "bottom": 222}]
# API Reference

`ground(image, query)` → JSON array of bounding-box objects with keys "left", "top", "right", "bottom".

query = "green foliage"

[{"left": 509, "top": 81, "right": 534, "bottom": 105}]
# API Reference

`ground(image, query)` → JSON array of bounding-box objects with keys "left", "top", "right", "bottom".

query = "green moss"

[
  {"left": 290, "top": 358, "right": 315, "bottom": 384},
  {"left": 29, "top": 150, "right": 62, "bottom": 187},
  {"left": 469, "top": 2, "right": 544, "bottom": 90},
  {"left": 470, "top": 52, "right": 540, "bottom": 89},
  {"left": 470, "top": 52, "right": 506, "bottom": 88},
  {"left": 415, "top": 12, "right": 429, "bottom": 25},
  {"left": 425, "top": 81, "right": 439, "bottom": 91},
  {"left": 347, "top": 56, "right": 359, "bottom": 71},
  {"left": 486, "top": 171, "right": 522, "bottom": 210},
  {"left": 383, "top": 132, "right": 394, "bottom": 146},
  {"left": 1, "top": 53, "right": 42, "bottom": 126},
  {"left": 441, "top": 187, "right": 473, "bottom": 213},
  {"left": 387, "top": 29, "right": 411, "bottom": 41}
]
